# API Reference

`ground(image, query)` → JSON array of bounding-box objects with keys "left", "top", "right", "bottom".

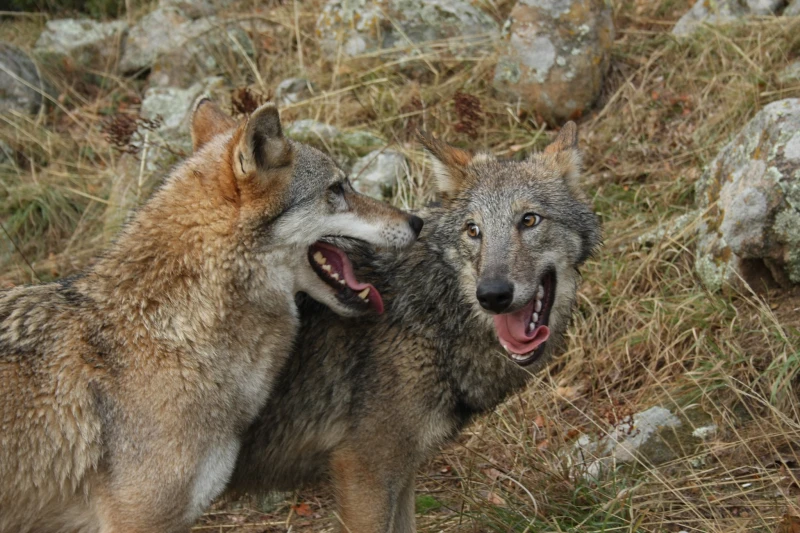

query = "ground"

[{"left": 1, "top": 0, "right": 799, "bottom": 531}]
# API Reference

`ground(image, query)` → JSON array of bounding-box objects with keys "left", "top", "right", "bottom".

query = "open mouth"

[
  {"left": 493, "top": 271, "right": 556, "bottom": 366},
  {"left": 308, "top": 241, "right": 384, "bottom": 314}
]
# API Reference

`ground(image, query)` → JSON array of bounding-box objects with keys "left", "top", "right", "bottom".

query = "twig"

[{"left": 0, "top": 222, "right": 40, "bottom": 282}]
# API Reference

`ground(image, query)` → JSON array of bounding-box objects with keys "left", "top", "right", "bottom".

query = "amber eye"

[
  {"left": 466, "top": 222, "right": 481, "bottom": 238},
  {"left": 522, "top": 213, "right": 542, "bottom": 228}
]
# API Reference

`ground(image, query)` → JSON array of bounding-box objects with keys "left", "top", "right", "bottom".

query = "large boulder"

[
  {"left": 0, "top": 43, "right": 53, "bottom": 115},
  {"left": 695, "top": 98, "right": 800, "bottom": 291},
  {"left": 316, "top": 0, "right": 499, "bottom": 59},
  {"left": 159, "top": 0, "right": 234, "bottom": 19},
  {"left": 672, "top": 0, "right": 784, "bottom": 36},
  {"left": 492, "top": 0, "right": 614, "bottom": 124},
  {"left": 120, "top": 8, "right": 253, "bottom": 87},
  {"left": 34, "top": 19, "right": 127, "bottom": 72}
]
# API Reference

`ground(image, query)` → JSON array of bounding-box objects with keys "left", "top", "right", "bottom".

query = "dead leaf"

[
  {"left": 780, "top": 512, "right": 800, "bottom": 533},
  {"left": 292, "top": 502, "right": 313, "bottom": 517},
  {"left": 486, "top": 492, "right": 506, "bottom": 506},
  {"left": 483, "top": 468, "right": 502, "bottom": 481},
  {"left": 533, "top": 414, "right": 545, "bottom": 428}
]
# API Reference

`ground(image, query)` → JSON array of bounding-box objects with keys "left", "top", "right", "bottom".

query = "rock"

[
  {"left": 120, "top": 7, "right": 254, "bottom": 87},
  {"left": 568, "top": 406, "right": 711, "bottom": 478},
  {"left": 275, "top": 78, "right": 314, "bottom": 106},
  {"left": 672, "top": 0, "right": 784, "bottom": 36},
  {"left": 350, "top": 149, "right": 406, "bottom": 199},
  {"left": 339, "top": 130, "right": 385, "bottom": 155},
  {"left": 492, "top": 0, "right": 614, "bottom": 124},
  {"left": 140, "top": 77, "right": 225, "bottom": 141},
  {"left": 637, "top": 210, "right": 698, "bottom": 247},
  {"left": 787, "top": 0, "right": 800, "bottom": 16},
  {"left": 34, "top": 19, "right": 127, "bottom": 71},
  {"left": 0, "top": 43, "right": 53, "bottom": 115},
  {"left": 159, "top": 0, "right": 233, "bottom": 18},
  {"left": 316, "top": 0, "right": 499, "bottom": 59},
  {"left": 695, "top": 98, "right": 800, "bottom": 291},
  {"left": 778, "top": 61, "right": 800, "bottom": 84},
  {"left": 285, "top": 119, "right": 341, "bottom": 144}
]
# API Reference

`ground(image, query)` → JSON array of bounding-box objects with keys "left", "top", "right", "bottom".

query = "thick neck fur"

[{"left": 81, "top": 158, "right": 290, "bottom": 353}]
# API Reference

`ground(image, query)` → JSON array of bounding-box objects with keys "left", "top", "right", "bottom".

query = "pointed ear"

[
  {"left": 191, "top": 98, "right": 236, "bottom": 152},
  {"left": 417, "top": 131, "right": 474, "bottom": 199},
  {"left": 542, "top": 121, "right": 585, "bottom": 198},
  {"left": 234, "top": 103, "right": 293, "bottom": 179}
]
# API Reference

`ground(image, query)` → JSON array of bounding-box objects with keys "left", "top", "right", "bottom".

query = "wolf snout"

[
  {"left": 408, "top": 215, "right": 424, "bottom": 237},
  {"left": 476, "top": 279, "right": 514, "bottom": 313}
]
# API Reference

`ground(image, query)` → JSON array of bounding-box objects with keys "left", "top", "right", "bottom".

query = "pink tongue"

[
  {"left": 312, "top": 242, "right": 384, "bottom": 314},
  {"left": 493, "top": 298, "right": 550, "bottom": 355}
]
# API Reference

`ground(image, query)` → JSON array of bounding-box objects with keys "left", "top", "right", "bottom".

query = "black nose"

[
  {"left": 408, "top": 215, "right": 424, "bottom": 236},
  {"left": 476, "top": 279, "right": 514, "bottom": 313}
]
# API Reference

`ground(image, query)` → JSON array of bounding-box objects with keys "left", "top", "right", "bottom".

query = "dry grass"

[{"left": 2, "top": 0, "right": 800, "bottom": 530}]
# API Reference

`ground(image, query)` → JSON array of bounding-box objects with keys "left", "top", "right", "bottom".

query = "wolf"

[
  {"left": 0, "top": 100, "right": 422, "bottom": 533},
  {"left": 228, "top": 122, "right": 602, "bottom": 532}
]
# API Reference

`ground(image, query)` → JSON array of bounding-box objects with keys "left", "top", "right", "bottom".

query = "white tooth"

[
  {"left": 358, "top": 288, "right": 370, "bottom": 300},
  {"left": 322, "top": 264, "right": 332, "bottom": 272},
  {"left": 537, "top": 285, "right": 544, "bottom": 299},
  {"left": 339, "top": 279, "right": 346, "bottom": 285},
  {"left": 331, "top": 273, "right": 340, "bottom": 280},
  {"left": 535, "top": 300, "right": 542, "bottom": 313},
  {"left": 503, "top": 344, "right": 509, "bottom": 353},
  {"left": 314, "top": 252, "right": 327, "bottom": 265},
  {"left": 532, "top": 312, "right": 539, "bottom": 323}
]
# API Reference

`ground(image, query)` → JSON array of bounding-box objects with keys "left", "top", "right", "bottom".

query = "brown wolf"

[
  {"left": 0, "top": 100, "right": 422, "bottom": 533},
  {"left": 228, "top": 122, "right": 601, "bottom": 532}
]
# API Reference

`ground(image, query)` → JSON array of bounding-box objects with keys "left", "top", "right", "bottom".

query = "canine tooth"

[
  {"left": 534, "top": 300, "right": 542, "bottom": 313},
  {"left": 537, "top": 285, "right": 544, "bottom": 299},
  {"left": 358, "top": 288, "right": 370, "bottom": 300},
  {"left": 339, "top": 279, "right": 346, "bottom": 285},
  {"left": 532, "top": 312, "right": 539, "bottom": 323},
  {"left": 321, "top": 264, "right": 332, "bottom": 272},
  {"left": 331, "top": 273, "right": 340, "bottom": 280},
  {"left": 313, "top": 252, "right": 327, "bottom": 265}
]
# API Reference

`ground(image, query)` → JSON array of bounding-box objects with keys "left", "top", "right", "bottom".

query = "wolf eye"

[
  {"left": 466, "top": 222, "right": 481, "bottom": 238},
  {"left": 522, "top": 213, "right": 542, "bottom": 228},
  {"left": 329, "top": 182, "right": 344, "bottom": 195}
]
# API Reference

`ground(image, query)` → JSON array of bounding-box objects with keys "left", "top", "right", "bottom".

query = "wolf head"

[
  {"left": 419, "top": 123, "right": 600, "bottom": 367},
  {"left": 189, "top": 99, "right": 423, "bottom": 316}
]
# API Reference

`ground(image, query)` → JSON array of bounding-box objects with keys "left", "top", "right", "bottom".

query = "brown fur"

[{"left": 0, "top": 101, "right": 421, "bottom": 533}]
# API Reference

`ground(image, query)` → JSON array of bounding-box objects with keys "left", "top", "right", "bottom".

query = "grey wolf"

[
  {"left": 0, "top": 100, "right": 422, "bottom": 533},
  {"left": 228, "top": 122, "right": 601, "bottom": 532}
]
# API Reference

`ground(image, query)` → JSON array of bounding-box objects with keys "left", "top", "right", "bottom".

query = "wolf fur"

[
  {"left": 229, "top": 123, "right": 601, "bottom": 532},
  {"left": 0, "top": 100, "right": 422, "bottom": 533}
]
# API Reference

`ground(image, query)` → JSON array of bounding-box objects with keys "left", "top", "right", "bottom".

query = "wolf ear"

[
  {"left": 542, "top": 121, "right": 584, "bottom": 196},
  {"left": 191, "top": 98, "right": 236, "bottom": 152},
  {"left": 234, "top": 103, "right": 293, "bottom": 180},
  {"left": 417, "top": 131, "right": 474, "bottom": 199}
]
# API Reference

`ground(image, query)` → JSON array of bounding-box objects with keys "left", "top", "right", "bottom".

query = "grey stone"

[
  {"left": 276, "top": 78, "right": 315, "bottom": 106},
  {"left": 34, "top": 18, "right": 127, "bottom": 71},
  {"left": 339, "top": 130, "right": 385, "bottom": 155},
  {"left": 285, "top": 119, "right": 341, "bottom": 144},
  {"left": 672, "top": 0, "right": 784, "bottom": 36},
  {"left": 695, "top": 98, "right": 800, "bottom": 291},
  {"left": 778, "top": 61, "right": 800, "bottom": 84},
  {"left": 492, "top": 0, "right": 614, "bottom": 124},
  {"left": 159, "top": 0, "right": 234, "bottom": 19},
  {"left": 121, "top": 7, "right": 254, "bottom": 87},
  {"left": 350, "top": 149, "right": 406, "bottom": 199},
  {"left": 786, "top": 0, "right": 800, "bottom": 16},
  {"left": 0, "top": 43, "right": 52, "bottom": 115},
  {"left": 568, "top": 406, "right": 711, "bottom": 479},
  {"left": 316, "top": 0, "right": 499, "bottom": 60}
]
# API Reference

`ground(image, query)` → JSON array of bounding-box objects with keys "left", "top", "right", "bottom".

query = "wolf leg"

[
  {"left": 331, "top": 447, "right": 403, "bottom": 533},
  {"left": 390, "top": 472, "right": 417, "bottom": 533}
]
